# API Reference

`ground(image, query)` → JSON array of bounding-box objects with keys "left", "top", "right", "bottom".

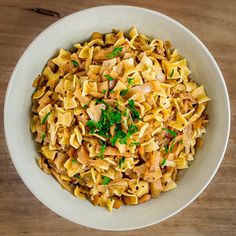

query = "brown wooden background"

[{"left": 0, "top": 0, "right": 235, "bottom": 235}]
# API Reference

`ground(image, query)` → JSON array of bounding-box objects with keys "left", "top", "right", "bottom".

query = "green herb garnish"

[
  {"left": 164, "top": 138, "right": 176, "bottom": 154},
  {"left": 130, "top": 141, "right": 140, "bottom": 146},
  {"left": 107, "top": 46, "right": 123, "bottom": 59},
  {"left": 86, "top": 105, "right": 122, "bottom": 139},
  {"left": 102, "top": 176, "right": 111, "bottom": 185},
  {"left": 170, "top": 69, "right": 174, "bottom": 78},
  {"left": 169, "top": 138, "right": 176, "bottom": 152},
  {"left": 127, "top": 77, "right": 135, "bottom": 85},
  {"left": 179, "top": 140, "right": 183, "bottom": 144},
  {"left": 74, "top": 174, "right": 80, "bottom": 179},
  {"left": 41, "top": 112, "right": 51, "bottom": 125},
  {"left": 162, "top": 128, "right": 177, "bottom": 137},
  {"left": 41, "top": 132, "right": 46, "bottom": 142},
  {"left": 118, "top": 156, "right": 125, "bottom": 168},
  {"left": 127, "top": 99, "right": 140, "bottom": 121},
  {"left": 120, "top": 89, "right": 129, "bottom": 96},
  {"left": 111, "top": 127, "right": 127, "bottom": 145},
  {"left": 104, "top": 74, "right": 114, "bottom": 81},
  {"left": 71, "top": 159, "right": 77, "bottom": 164},
  {"left": 95, "top": 98, "right": 109, "bottom": 106},
  {"left": 165, "top": 145, "right": 169, "bottom": 154},
  {"left": 123, "top": 108, "right": 129, "bottom": 117},
  {"left": 128, "top": 124, "right": 138, "bottom": 134},
  {"left": 161, "top": 158, "right": 167, "bottom": 166},
  {"left": 99, "top": 140, "right": 106, "bottom": 159},
  {"left": 102, "top": 89, "right": 107, "bottom": 94},
  {"left": 83, "top": 105, "right": 88, "bottom": 109},
  {"left": 71, "top": 60, "right": 79, "bottom": 67}
]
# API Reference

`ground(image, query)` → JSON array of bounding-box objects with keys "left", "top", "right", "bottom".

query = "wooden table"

[{"left": 0, "top": 0, "right": 235, "bottom": 235}]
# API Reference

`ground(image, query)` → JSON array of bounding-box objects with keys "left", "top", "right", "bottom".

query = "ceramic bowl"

[{"left": 4, "top": 5, "right": 230, "bottom": 231}]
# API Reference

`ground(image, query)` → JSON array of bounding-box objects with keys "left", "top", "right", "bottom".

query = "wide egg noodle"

[{"left": 31, "top": 27, "right": 210, "bottom": 211}]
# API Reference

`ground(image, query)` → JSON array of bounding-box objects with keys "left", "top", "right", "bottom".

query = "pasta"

[{"left": 31, "top": 27, "right": 210, "bottom": 211}]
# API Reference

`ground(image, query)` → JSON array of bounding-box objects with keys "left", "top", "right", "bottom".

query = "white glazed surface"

[{"left": 4, "top": 5, "right": 230, "bottom": 231}]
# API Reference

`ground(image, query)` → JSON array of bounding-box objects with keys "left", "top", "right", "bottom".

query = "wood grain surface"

[{"left": 0, "top": 1, "right": 235, "bottom": 235}]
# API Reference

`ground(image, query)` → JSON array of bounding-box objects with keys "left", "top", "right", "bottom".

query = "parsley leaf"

[
  {"left": 112, "top": 127, "right": 127, "bottom": 145},
  {"left": 118, "top": 156, "right": 125, "bottom": 168},
  {"left": 104, "top": 74, "right": 114, "bottom": 81},
  {"left": 160, "top": 158, "right": 167, "bottom": 166},
  {"left": 102, "top": 89, "right": 107, "bottom": 94},
  {"left": 86, "top": 105, "right": 122, "bottom": 139},
  {"left": 71, "top": 60, "right": 79, "bottom": 67},
  {"left": 106, "top": 46, "right": 123, "bottom": 59},
  {"left": 165, "top": 145, "right": 169, "bottom": 154},
  {"left": 86, "top": 120, "right": 101, "bottom": 134},
  {"left": 123, "top": 108, "right": 129, "bottom": 117},
  {"left": 95, "top": 98, "right": 109, "bottom": 106},
  {"left": 83, "top": 105, "right": 88, "bottom": 109},
  {"left": 41, "top": 132, "right": 46, "bottom": 142},
  {"left": 120, "top": 89, "right": 129, "bottom": 96},
  {"left": 170, "top": 69, "right": 174, "bottom": 78},
  {"left": 74, "top": 174, "right": 80, "bottom": 179},
  {"left": 117, "top": 124, "right": 138, "bottom": 145},
  {"left": 169, "top": 138, "right": 176, "bottom": 152},
  {"left": 128, "top": 124, "right": 138, "bottom": 134},
  {"left": 127, "top": 99, "right": 140, "bottom": 121},
  {"left": 164, "top": 138, "right": 176, "bottom": 154},
  {"left": 127, "top": 77, "right": 135, "bottom": 85},
  {"left": 41, "top": 112, "right": 51, "bottom": 125},
  {"left": 71, "top": 159, "right": 77, "bottom": 164},
  {"left": 130, "top": 141, "right": 140, "bottom": 146},
  {"left": 99, "top": 140, "right": 106, "bottom": 159},
  {"left": 162, "top": 128, "right": 177, "bottom": 137},
  {"left": 102, "top": 176, "right": 110, "bottom": 185}
]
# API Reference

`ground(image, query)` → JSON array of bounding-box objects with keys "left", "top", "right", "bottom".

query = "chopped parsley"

[
  {"left": 86, "top": 105, "right": 122, "bottom": 139},
  {"left": 162, "top": 128, "right": 177, "bottom": 137},
  {"left": 41, "top": 112, "right": 51, "bottom": 125},
  {"left": 118, "top": 156, "right": 125, "bottom": 168},
  {"left": 86, "top": 100, "right": 139, "bottom": 147},
  {"left": 130, "top": 141, "right": 140, "bottom": 146},
  {"left": 102, "top": 176, "right": 111, "bottom": 185},
  {"left": 102, "top": 89, "right": 107, "bottom": 94},
  {"left": 123, "top": 108, "right": 129, "bottom": 117},
  {"left": 74, "top": 174, "right": 80, "bottom": 179},
  {"left": 170, "top": 69, "right": 174, "bottom": 78},
  {"left": 165, "top": 145, "right": 169, "bottom": 154},
  {"left": 120, "top": 89, "right": 129, "bottom": 96},
  {"left": 95, "top": 98, "right": 109, "bottom": 106},
  {"left": 164, "top": 138, "right": 176, "bottom": 153},
  {"left": 83, "top": 105, "right": 88, "bottom": 109},
  {"left": 127, "top": 99, "right": 140, "bottom": 121},
  {"left": 128, "top": 124, "right": 138, "bottom": 134},
  {"left": 71, "top": 60, "right": 79, "bottom": 67},
  {"left": 104, "top": 74, "right": 114, "bottom": 81},
  {"left": 106, "top": 46, "right": 123, "bottom": 59},
  {"left": 160, "top": 158, "right": 167, "bottom": 166},
  {"left": 127, "top": 77, "right": 135, "bottom": 85},
  {"left": 99, "top": 140, "right": 106, "bottom": 159},
  {"left": 169, "top": 138, "right": 176, "bottom": 152},
  {"left": 41, "top": 132, "right": 46, "bottom": 142},
  {"left": 71, "top": 159, "right": 77, "bottom": 164}
]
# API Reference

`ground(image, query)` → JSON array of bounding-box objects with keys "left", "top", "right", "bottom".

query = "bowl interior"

[{"left": 4, "top": 6, "right": 230, "bottom": 231}]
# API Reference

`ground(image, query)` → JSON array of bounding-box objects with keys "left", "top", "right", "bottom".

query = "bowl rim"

[{"left": 4, "top": 5, "right": 231, "bottom": 231}]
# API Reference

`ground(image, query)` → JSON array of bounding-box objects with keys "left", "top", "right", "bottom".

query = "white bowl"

[{"left": 4, "top": 5, "right": 230, "bottom": 231}]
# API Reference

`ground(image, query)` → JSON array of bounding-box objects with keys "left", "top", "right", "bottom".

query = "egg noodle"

[{"left": 31, "top": 27, "right": 210, "bottom": 211}]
